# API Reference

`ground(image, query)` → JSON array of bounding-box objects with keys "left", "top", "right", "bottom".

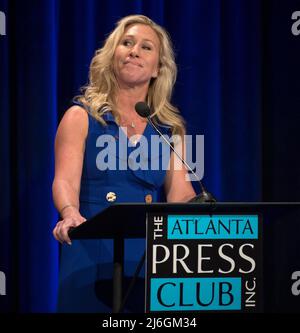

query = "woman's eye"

[
  {"left": 122, "top": 40, "right": 133, "bottom": 46},
  {"left": 142, "top": 45, "right": 151, "bottom": 50}
]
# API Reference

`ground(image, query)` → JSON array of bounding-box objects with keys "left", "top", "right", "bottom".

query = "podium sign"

[
  {"left": 145, "top": 213, "right": 263, "bottom": 312},
  {"left": 69, "top": 202, "right": 300, "bottom": 313}
]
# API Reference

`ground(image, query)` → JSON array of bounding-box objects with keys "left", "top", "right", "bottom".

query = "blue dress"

[{"left": 57, "top": 107, "right": 171, "bottom": 312}]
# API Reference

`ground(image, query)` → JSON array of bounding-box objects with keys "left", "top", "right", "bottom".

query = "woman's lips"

[{"left": 123, "top": 60, "right": 143, "bottom": 67}]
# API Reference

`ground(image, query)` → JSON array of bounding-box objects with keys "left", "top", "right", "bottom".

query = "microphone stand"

[
  {"left": 118, "top": 113, "right": 216, "bottom": 313},
  {"left": 147, "top": 117, "right": 216, "bottom": 203}
]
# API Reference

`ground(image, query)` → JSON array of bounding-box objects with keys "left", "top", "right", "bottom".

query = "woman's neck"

[{"left": 115, "top": 85, "right": 148, "bottom": 116}]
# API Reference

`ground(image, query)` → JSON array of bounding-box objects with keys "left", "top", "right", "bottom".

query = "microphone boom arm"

[{"left": 147, "top": 117, "right": 216, "bottom": 203}]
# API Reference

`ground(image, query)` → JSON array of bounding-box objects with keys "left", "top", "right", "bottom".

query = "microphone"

[{"left": 135, "top": 102, "right": 216, "bottom": 203}]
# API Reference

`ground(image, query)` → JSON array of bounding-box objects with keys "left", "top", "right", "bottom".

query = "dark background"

[{"left": 0, "top": 0, "right": 299, "bottom": 312}]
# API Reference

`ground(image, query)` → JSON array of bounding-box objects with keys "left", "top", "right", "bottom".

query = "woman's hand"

[{"left": 53, "top": 206, "right": 86, "bottom": 245}]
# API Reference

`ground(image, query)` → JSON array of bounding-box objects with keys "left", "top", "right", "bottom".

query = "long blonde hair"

[{"left": 76, "top": 14, "right": 185, "bottom": 136}]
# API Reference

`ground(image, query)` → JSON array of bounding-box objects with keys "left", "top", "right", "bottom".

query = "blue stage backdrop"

[{"left": 0, "top": 0, "right": 299, "bottom": 312}]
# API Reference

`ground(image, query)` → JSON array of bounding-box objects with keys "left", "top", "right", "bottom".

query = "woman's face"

[{"left": 113, "top": 24, "right": 160, "bottom": 88}]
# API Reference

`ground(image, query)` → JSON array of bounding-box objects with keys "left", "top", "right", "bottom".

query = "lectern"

[{"left": 69, "top": 202, "right": 300, "bottom": 313}]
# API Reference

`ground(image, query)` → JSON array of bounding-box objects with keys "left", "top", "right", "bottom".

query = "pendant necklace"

[
  {"left": 130, "top": 122, "right": 138, "bottom": 146},
  {"left": 120, "top": 118, "right": 138, "bottom": 145}
]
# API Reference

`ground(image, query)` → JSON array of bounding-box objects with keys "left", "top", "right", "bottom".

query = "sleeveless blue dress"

[{"left": 57, "top": 108, "right": 171, "bottom": 312}]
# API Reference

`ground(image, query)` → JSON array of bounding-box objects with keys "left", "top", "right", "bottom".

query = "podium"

[{"left": 69, "top": 202, "right": 300, "bottom": 313}]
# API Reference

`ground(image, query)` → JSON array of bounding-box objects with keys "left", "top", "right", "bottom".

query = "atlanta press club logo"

[{"left": 146, "top": 214, "right": 262, "bottom": 312}]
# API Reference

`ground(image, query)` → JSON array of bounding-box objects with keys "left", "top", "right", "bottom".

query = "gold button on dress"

[
  {"left": 145, "top": 194, "right": 153, "bottom": 203},
  {"left": 106, "top": 191, "right": 117, "bottom": 202}
]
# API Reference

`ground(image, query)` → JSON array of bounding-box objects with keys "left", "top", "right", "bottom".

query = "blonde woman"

[{"left": 52, "top": 14, "right": 195, "bottom": 312}]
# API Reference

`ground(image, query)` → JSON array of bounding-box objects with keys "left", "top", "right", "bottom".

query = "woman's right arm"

[{"left": 52, "top": 105, "right": 88, "bottom": 245}]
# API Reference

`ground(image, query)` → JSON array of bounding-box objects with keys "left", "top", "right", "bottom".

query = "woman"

[{"left": 52, "top": 14, "right": 195, "bottom": 312}]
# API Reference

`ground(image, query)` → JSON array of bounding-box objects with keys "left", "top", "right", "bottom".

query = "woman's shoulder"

[
  {"left": 57, "top": 105, "right": 89, "bottom": 139},
  {"left": 62, "top": 104, "right": 88, "bottom": 123}
]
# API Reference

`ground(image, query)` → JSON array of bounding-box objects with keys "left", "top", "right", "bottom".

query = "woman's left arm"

[{"left": 164, "top": 150, "right": 196, "bottom": 202}]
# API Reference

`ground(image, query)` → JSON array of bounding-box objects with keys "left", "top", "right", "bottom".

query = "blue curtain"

[{"left": 0, "top": 0, "right": 299, "bottom": 312}]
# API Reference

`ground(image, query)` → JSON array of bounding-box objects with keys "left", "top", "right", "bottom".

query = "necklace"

[
  {"left": 119, "top": 118, "right": 138, "bottom": 145},
  {"left": 120, "top": 117, "right": 136, "bottom": 129}
]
